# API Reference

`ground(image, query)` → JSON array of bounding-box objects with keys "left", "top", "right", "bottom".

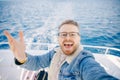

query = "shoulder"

[
  {"left": 77, "top": 50, "right": 95, "bottom": 62},
  {"left": 48, "top": 46, "right": 60, "bottom": 57}
]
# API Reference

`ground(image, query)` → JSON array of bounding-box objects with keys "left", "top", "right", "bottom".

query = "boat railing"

[{"left": 0, "top": 42, "right": 120, "bottom": 55}]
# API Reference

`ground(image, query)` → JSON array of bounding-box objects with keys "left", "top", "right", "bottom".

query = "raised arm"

[{"left": 4, "top": 30, "right": 27, "bottom": 63}]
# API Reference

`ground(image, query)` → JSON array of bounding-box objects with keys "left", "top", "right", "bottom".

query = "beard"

[{"left": 60, "top": 43, "right": 79, "bottom": 55}]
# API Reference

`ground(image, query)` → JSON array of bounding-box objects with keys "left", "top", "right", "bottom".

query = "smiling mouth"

[{"left": 64, "top": 43, "right": 73, "bottom": 48}]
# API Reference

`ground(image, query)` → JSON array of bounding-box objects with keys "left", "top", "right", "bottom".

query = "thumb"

[{"left": 19, "top": 31, "right": 24, "bottom": 43}]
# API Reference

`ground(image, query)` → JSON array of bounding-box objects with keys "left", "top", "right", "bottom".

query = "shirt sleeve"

[
  {"left": 15, "top": 50, "right": 56, "bottom": 71},
  {"left": 80, "top": 56, "right": 119, "bottom": 80}
]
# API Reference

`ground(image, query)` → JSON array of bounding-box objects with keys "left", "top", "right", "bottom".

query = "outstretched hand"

[{"left": 4, "top": 30, "right": 27, "bottom": 63}]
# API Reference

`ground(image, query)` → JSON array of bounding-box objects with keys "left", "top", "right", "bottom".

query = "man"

[{"left": 4, "top": 20, "right": 118, "bottom": 80}]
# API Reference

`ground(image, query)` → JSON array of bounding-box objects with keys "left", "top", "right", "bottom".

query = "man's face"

[{"left": 58, "top": 24, "right": 80, "bottom": 55}]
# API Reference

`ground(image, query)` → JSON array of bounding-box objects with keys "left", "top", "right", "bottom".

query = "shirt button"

[
  {"left": 82, "top": 52, "right": 87, "bottom": 55},
  {"left": 60, "top": 70, "right": 62, "bottom": 73}
]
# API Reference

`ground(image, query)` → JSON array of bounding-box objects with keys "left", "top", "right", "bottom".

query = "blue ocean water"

[{"left": 0, "top": 0, "right": 120, "bottom": 56}]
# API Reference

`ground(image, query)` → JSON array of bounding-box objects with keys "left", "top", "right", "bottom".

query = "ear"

[{"left": 57, "top": 36, "right": 60, "bottom": 44}]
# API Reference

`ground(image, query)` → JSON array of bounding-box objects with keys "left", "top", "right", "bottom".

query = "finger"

[
  {"left": 4, "top": 30, "right": 14, "bottom": 45},
  {"left": 19, "top": 31, "right": 24, "bottom": 43},
  {"left": 4, "top": 30, "right": 17, "bottom": 49},
  {"left": 4, "top": 30, "right": 13, "bottom": 40}
]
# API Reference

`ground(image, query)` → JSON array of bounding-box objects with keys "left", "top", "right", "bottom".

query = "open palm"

[{"left": 4, "top": 30, "right": 26, "bottom": 62}]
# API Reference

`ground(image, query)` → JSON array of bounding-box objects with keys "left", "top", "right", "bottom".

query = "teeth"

[{"left": 64, "top": 44, "right": 73, "bottom": 46}]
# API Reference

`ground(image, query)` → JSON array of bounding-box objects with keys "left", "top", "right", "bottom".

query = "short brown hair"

[{"left": 59, "top": 20, "right": 79, "bottom": 30}]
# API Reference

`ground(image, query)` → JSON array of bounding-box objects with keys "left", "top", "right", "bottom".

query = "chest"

[{"left": 58, "top": 61, "right": 81, "bottom": 80}]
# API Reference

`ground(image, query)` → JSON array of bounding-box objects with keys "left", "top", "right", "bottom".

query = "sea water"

[{"left": 0, "top": 0, "right": 120, "bottom": 56}]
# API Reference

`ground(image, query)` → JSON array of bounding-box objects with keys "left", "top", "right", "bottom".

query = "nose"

[{"left": 65, "top": 35, "right": 71, "bottom": 40}]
